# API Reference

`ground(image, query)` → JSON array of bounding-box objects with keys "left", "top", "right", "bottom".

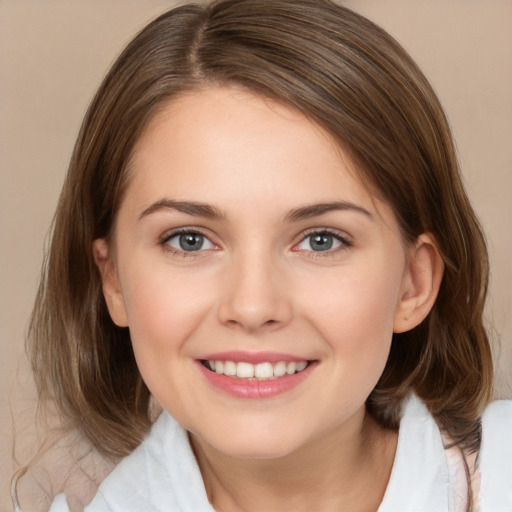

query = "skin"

[{"left": 94, "top": 86, "right": 443, "bottom": 511}]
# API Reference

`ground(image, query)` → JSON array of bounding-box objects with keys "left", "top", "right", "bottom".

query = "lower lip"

[{"left": 196, "top": 361, "right": 316, "bottom": 399}]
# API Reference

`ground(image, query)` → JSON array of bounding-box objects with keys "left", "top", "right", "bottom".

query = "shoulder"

[
  {"left": 378, "top": 394, "right": 453, "bottom": 511},
  {"left": 378, "top": 395, "right": 512, "bottom": 512},
  {"left": 478, "top": 399, "right": 512, "bottom": 511},
  {"left": 48, "top": 411, "right": 213, "bottom": 512},
  {"left": 481, "top": 397, "right": 512, "bottom": 427}
]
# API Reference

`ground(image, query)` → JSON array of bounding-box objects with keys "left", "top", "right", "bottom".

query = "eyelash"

[
  {"left": 159, "top": 228, "right": 218, "bottom": 258},
  {"left": 158, "top": 227, "right": 352, "bottom": 258},
  {"left": 294, "top": 228, "right": 353, "bottom": 257}
]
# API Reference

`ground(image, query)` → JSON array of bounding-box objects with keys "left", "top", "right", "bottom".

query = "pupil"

[
  {"left": 311, "top": 234, "right": 332, "bottom": 251},
  {"left": 179, "top": 233, "right": 203, "bottom": 251}
]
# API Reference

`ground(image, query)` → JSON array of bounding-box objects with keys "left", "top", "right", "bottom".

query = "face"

[{"left": 95, "top": 87, "right": 427, "bottom": 460}]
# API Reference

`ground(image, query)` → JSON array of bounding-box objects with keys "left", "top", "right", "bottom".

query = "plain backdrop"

[{"left": 1, "top": 1, "right": 511, "bottom": 510}]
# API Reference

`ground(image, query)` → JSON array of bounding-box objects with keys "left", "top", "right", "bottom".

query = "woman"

[{"left": 14, "top": 1, "right": 511, "bottom": 510}]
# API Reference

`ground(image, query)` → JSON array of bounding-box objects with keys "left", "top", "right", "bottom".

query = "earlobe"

[
  {"left": 92, "top": 238, "right": 129, "bottom": 327},
  {"left": 393, "top": 234, "right": 444, "bottom": 333}
]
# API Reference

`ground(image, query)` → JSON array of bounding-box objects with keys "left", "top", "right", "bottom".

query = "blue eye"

[
  {"left": 296, "top": 231, "right": 347, "bottom": 252},
  {"left": 165, "top": 231, "right": 215, "bottom": 252}
]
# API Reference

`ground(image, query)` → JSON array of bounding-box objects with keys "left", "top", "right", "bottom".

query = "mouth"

[
  {"left": 200, "top": 359, "right": 311, "bottom": 380},
  {"left": 196, "top": 351, "right": 317, "bottom": 399}
]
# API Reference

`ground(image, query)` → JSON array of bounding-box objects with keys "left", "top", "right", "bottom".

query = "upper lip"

[{"left": 197, "top": 351, "right": 312, "bottom": 364}]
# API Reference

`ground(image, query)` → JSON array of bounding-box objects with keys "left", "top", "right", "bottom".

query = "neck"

[{"left": 190, "top": 410, "right": 397, "bottom": 512}]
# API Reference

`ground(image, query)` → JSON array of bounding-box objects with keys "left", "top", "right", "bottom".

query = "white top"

[{"left": 25, "top": 395, "right": 512, "bottom": 512}]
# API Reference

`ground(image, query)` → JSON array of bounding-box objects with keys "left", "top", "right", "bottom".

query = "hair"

[{"left": 28, "top": 0, "right": 492, "bottom": 472}]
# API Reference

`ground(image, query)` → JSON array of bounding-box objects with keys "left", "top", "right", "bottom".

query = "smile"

[
  {"left": 196, "top": 353, "right": 317, "bottom": 399},
  {"left": 202, "top": 360, "right": 309, "bottom": 380}
]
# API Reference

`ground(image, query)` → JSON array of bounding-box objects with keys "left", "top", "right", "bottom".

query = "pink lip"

[
  {"left": 195, "top": 358, "right": 317, "bottom": 399},
  {"left": 198, "top": 351, "right": 309, "bottom": 364}
]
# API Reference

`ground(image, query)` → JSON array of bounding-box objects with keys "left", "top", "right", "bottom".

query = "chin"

[{"left": 196, "top": 425, "right": 307, "bottom": 461}]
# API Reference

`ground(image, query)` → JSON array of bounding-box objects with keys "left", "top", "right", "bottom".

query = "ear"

[
  {"left": 393, "top": 233, "right": 444, "bottom": 333},
  {"left": 92, "top": 238, "right": 129, "bottom": 327}
]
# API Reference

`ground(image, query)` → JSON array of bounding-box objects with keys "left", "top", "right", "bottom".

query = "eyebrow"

[
  {"left": 138, "top": 199, "right": 226, "bottom": 221},
  {"left": 284, "top": 202, "right": 373, "bottom": 222},
  {"left": 138, "top": 199, "right": 372, "bottom": 223}
]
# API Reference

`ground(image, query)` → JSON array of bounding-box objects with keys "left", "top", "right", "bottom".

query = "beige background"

[{"left": 1, "top": 1, "right": 511, "bottom": 510}]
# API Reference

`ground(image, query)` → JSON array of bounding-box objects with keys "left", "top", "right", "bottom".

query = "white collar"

[
  {"left": 378, "top": 394, "right": 451, "bottom": 511},
  {"left": 85, "top": 395, "right": 453, "bottom": 511}
]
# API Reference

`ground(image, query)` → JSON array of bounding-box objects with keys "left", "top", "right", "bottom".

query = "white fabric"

[
  {"left": 377, "top": 396, "right": 451, "bottom": 511},
  {"left": 42, "top": 395, "right": 511, "bottom": 512},
  {"left": 479, "top": 400, "right": 512, "bottom": 511}
]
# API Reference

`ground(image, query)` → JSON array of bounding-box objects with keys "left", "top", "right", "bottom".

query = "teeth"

[
  {"left": 204, "top": 360, "right": 309, "bottom": 379},
  {"left": 286, "top": 362, "right": 297, "bottom": 375},
  {"left": 236, "top": 362, "right": 254, "bottom": 378},
  {"left": 255, "top": 362, "right": 274, "bottom": 379},
  {"left": 223, "top": 360, "right": 237, "bottom": 376},
  {"left": 296, "top": 361, "right": 308, "bottom": 372},
  {"left": 273, "top": 361, "right": 287, "bottom": 377}
]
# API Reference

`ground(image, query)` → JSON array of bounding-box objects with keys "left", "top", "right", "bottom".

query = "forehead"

[{"left": 124, "top": 86, "right": 389, "bottom": 222}]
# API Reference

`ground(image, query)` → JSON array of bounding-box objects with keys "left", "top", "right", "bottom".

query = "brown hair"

[{"left": 28, "top": 0, "right": 492, "bottom": 466}]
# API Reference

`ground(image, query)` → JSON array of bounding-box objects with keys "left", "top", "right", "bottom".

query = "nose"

[{"left": 217, "top": 250, "right": 293, "bottom": 334}]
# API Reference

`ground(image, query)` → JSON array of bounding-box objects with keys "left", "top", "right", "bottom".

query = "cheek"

[
  {"left": 301, "top": 258, "right": 404, "bottom": 357},
  {"left": 118, "top": 264, "right": 217, "bottom": 409},
  {"left": 120, "top": 263, "right": 212, "bottom": 359},
  {"left": 303, "top": 269, "right": 401, "bottom": 403}
]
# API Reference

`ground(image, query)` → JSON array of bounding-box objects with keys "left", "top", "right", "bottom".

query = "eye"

[
  {"left": 164, "top": 230, "right": 216, "bottom": 252},
  {"left": 295, "top": 230, "right": 350, "bottom": 252}
]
